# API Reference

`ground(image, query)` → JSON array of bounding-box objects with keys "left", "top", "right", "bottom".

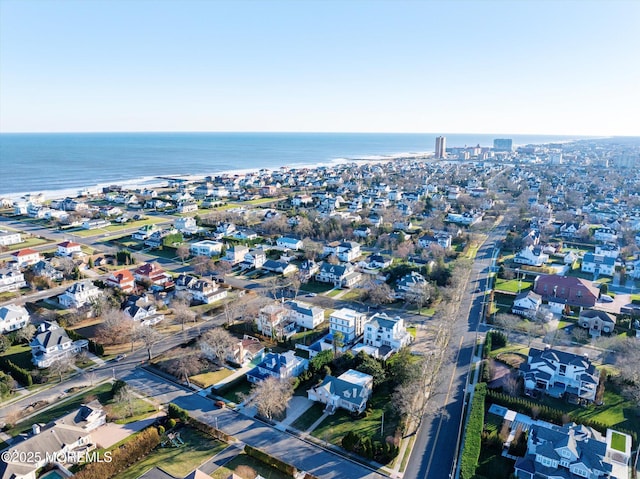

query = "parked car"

[{"left": 115, "top": 354, "right": 126, "bottom": 362}]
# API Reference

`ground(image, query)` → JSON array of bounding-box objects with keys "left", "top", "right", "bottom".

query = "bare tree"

[
  {"left": 404, "top": 281, "right": 433, "bottom": 314},
  {"left": 495, "top": 313, "right": 521, "bottom": 339},
  {"left": 172, "top": 299, "right": 196, "bottom": 331},
  {"left": 176, "top": 244, "right": 190, "bottom": 264},
  {"left": 96, "top": 308, "right": 130, "bottom": 345},
  {"left": 168, "top": 353, "right": 203, "bottom": 387},
  {"left": 200, "top": 327, "right": 236, "bottom": 364},
  {"left": 136, "top": 326, "right": 162, "bottom": 361},
  {"left": 366, "top": 282, "right": 393, "bottom": 306},
  {"left": 48, "top": 356, "right": 74, "bottom": 382},
  {"left": 114, "top": 385, "right": 136, "bottom": 418},
  {"left": 192, "top": 255, "right": 211, "bottom": 276},
  {"left": 15, "top": 324, "right": 36, "bottom": 344},
  {"left": 244, "top": 377, "right": 294, "bottom": 421}
]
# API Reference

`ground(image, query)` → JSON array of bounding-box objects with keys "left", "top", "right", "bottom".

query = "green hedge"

[
  {"left": 0, "top": 358, "right": 33, "bottom": 387},
  {"left": 460, "top": 383, "right": 486, "bottom": 479},
  {"left": 244, "top": 444, "right": 297, "bottom": 476},
  {"left": 167, "top": 403, "right": 190, "bottom": 421}
]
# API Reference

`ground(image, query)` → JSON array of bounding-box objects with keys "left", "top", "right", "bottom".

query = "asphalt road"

[{"left": 403, "top": 225, "right": 505, "bottom": 479}]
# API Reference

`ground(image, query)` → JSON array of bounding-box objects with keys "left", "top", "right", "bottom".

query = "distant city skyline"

[{"left": 1, "top": 0, "right": 638, "bottom": 135}]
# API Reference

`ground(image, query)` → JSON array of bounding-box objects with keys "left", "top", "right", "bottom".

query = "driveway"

[{"left": 91, "top": 413, "right": 164, "bottom": 449}]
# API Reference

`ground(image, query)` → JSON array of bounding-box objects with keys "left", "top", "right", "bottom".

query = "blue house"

[{"left": 246, "top": 351, "right": 308, "bottom": 383}]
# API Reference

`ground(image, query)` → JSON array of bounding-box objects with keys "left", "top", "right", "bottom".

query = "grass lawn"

[
  {"left": 568, "top": 390, "right": 640, "bottom": 433},
  {"left": 290, "top": 402, "right": 325, "bottom": 432},
  {"left": 474, "top": 448, "right": 514, "bottom": 479},
  {"left": 7, "top": 382, "right": 113, "bottom": 437},
  {"left": 489, "top": 343, "right": 529, "bottom": 359},
  {"left": 326, "top": 289, "right": 341, "bottom": 298},
  {"left": 3, "top": 236, "right": 51, "bottom": 251},
  {"left": 300, "top": 281, "right": 334, "bottom": 294},
  {"left": 210, "top": 452, "right": 291, "bottom": 479},
  {"left": 106, "top": 398, "right": 158, "bottom": 424},
  {"left": 311, "top": 391, "right": 399, "bottom": 458},
  {"left": 217, "top": 378, "right": 253, "bottom": 403},
  {"left": 610, "top": 431, "right": 627, "bottom": 452},
  {"left": 189, "top": 368, "right": 234, "bottom": 388},
  {"left": 72, "top": 218, "right": 167, "bottom": 238},
  {"left": 407, "top": 326, "right": 417, "bottom": 338},
  {"left": 494, "top": 278, "right": 533, "bottom": 293},
  {"left": 113, "top": 426, "right": 226, "bottom": 479},
  {"left": 341, "top": 289, "right": 363, "bottom": 301},
  {"left": 0, "top": 344, "right": 34, "bottom": 370}
]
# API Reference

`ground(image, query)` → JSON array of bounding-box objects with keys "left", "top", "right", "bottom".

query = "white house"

[
  {"left": 362, "top": 313, "right": 413, "bottom": 356},
  {"left": 11, "top": 248, "right": 42, "bottom": 267},
  {"left": 241, "top": 249, "right": 267, "bottom": 270},
  {"left": 511, "top": 291, "right": 542, "bottom": 318},
  {"left": 0, "top": 267, "right": 27, "bottom": 293},
  {"left": 190, "top": 240, "right": 223, "bottom": 257},
  {"left": 307, "top": 369, "right": 373, "bottom": 414},
  {"left": 223, "top": 245, "right": 249, "bottom": 265},
  {"left": 285, "top": 300, "right": 325, "bottom": 330},
  {"left": 0, "top": 400, "right": 106, "bottom": 479},
  {"left": 123, "top": 296, "right": 165, "bottom": 326},
  {"left": 514, "top": 421, "right": 630, "bottom": 479},
  {"left": 58, "top": 281, "right": 102, "bottom": 309},
  {"left": 418, "top": 231, "right": 452, "bottom": 250},
  {"left": 277, "top": 237, "right": 304, "bottom": 251},
  {"left": 188, "top": 279, "right": 228, "bottom": 304},
  {"left": 581, "top": 253, "right": 616, "bottom": 277},
  {"left": 30, "top": 321, "right": 88, "bottom": 368},
  {"left": 257, "top": 303, "right": 296, "bottom": 340},
  {"left": 329, "top": 308, "right": 366, "bottom": 343},
  {"left": 246, "top": 351, "right": 308, "bottom": 384},
  {"left": 175, "top": 216, "right": 199, "bottom": 235},
  {"left": 0, "top": 229, "right": 22, "bottom": 246},
  {"left": 514, "top": 245, "right": 549, "bottom": 267},
  {"left": 0, "top": 304, "right": 30, "bottom": 334},
  {"left": 323, "top": 240, "right": 361, "bottom": 262},
  {"left": 595, "top": 243, "right": 620, "bottom": 258},
  {"left": 132, "top": 224, "right": 160, "bottom": 240},
  {"left": 446, "top": 211, "right": 483, "bottom": 225},
  {"left": 520, "top": 347, "right": 600, "bottom": 403},
  {"left": 56, "top": 240, "right": 83, "bottom": 257},
  {"left": 593, "top": 227, "right": 618, "bottom": 243},
  {"left": 315, "top": 262, "right": 362, "bottom": 288}
]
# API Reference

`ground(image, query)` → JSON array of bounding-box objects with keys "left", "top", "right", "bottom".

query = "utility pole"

[{"left": 381, "top": 411, "right": 384, "bottom": 436}]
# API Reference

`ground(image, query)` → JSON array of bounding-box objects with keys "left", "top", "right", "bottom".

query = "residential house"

[
  {"left": 105, "top": 269, "right": 136, "bottom": 293},
  {"left": 229, "top": 335, "right": 265, "bottom": 366},
  {"left": 578, "top": 310, "right": 616, "bottom": 337},
  {"left": 144, "top": 228, "right": 177, "bottom": 248},
  {"left": 0, "top": 266, "right": 27, "bottom": 293},
  {"left": 446, "top": 211, "right": 483, "bottom": 226},
  {"left": 188, "top": 279, "right": 227, "bottom": 304},
  {"left": 174, "top": 216, "right": 199, "bottom": 235},
  {"left": 246, "top": 351, "right": 308, "bottom": 384},
  {"left": 520, "top": 346, "right": 600, "bottom": 403},
  {"left": 133, "top": 262, "right": 172, "bottom": 286},
  {"left": 0, "top": 400, "right": 106, "bottom": 479},
  {"left": 366, "top": 254, "right": 392, "bottom": 269},
  {"left": 559, "top": 222, "right": 582, "bottom": 238},
  {"left": 593, "top": 227, "right": 618, "bottom": 243},
  {"left": 257, "top": 303, "right": 296, "bottom": 340},
  {"left": 362, "top": 313, "right": 413, "bottom": 357},
  {"left": 395, "top": 271, "right": 428, "bottom": 299},
  {"left": 82, "top": 219, "right": 111, "bottom": 230},
  {"left": 285, "top": 300, "right": 325, "bottom": 330},
  {"left": 276, "top": 237, "right": 304, "bottom": 251},
  {"left": 175, "top": 274, "right": 198, "bottom": 290},
  {"left": 0, "top": 229, "right": 22, "bottom": 246},
  {"left": 132, "top": 224, "right": 160, "bottom": 240},
  {"left": 521, "top": 229, "right": 541, "bottom": 247},
  {"left": 223, "top": 245, "right": 249, "bottom": 265},
  {"left": 261, "top": 259, "right": 298, "bottom": 276},
  {"left": 323, "top": 240, "right": 361, "bottom": 262},
  {"left": 0, "top": 304, "right": 30, "bottom": 334},
  {"left": 58, "top": 281, "right": 102, "bottom": 309},
  {"left": 291, "top": 194, "right": 313, "bottom": 207},
  {"left": 177, "top": 201, "right": 198, "bottom": 214},
  {"left": 30, "top": 321, "right": 88, "bottom": 368},
  {"left": 514, "top": 421, "right": 630, "bottom": 479},
  {"left": 514, "top": 245, "right": 549, "bottom": 267},
  {"left": 232, "top": 228, "right": 258, "bottom": 241},
  {"left": 190, "top": 240, "right": 224, "bottom": 257},
  {"left": 12, "top": 248, "right": 42, "bottom": 267},
  {"left": 31, "top": 260, "right": 63, "bottom": 282},
  {"left": 512, "top": 291, "right": 542, "bottom": 318},
  {"left": 563, "top": 251, "right": 579, "bottom": 265},
  {"left": 122, "top": 295, "right": 164, "bottom": 326},
  {"left": 315, "top": 262, "right": 362, "bottom": 288},
  {"left": 307, "top": 369, "right": 373, "bottom": 414},
  {"left": 56, "top": 241, "right": 83, "bottom": 257},
  {"left": 533, "top": 275, "right": 599, "bottom": 312},
  {"left": 241, "top": 248, "right": 267, "bottom": 270},
  {"left": 581, "top": 253, "right": 616, "bottom": 277},
  {"left": 595, "top": 243, "right": 620, "bottom": 258},
  {"left": 354, "top": 225, "right": 372, "bottom": 239},
  {"left": 418, "top": 231, "right": 452, "bottom": 250},
  {"left": 329, "top": 308, "right": 366, "bottom": 343},
  {"left": 298, "top": 259, "right": 319, "bottom": 282}
]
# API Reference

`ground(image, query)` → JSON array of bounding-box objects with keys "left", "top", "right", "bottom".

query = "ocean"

[{"left": 0, "top": 132, "right": 589, "bottom": 198}]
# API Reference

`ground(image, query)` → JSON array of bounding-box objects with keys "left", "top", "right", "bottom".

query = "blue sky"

[{"left": 1, "top": 0, "right": 638, "bottom": 135}]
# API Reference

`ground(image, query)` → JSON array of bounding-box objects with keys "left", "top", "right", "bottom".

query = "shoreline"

[{"left": 2, "top": 154, "right": 411, "bottom": 201}]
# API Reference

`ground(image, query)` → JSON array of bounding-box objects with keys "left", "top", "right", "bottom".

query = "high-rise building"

[
  {"left": 435, "top": 136, "right": 446, "bottom": 159},
  {"left": 493, "top": 138, "right": 513, "bottom": 151}
]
